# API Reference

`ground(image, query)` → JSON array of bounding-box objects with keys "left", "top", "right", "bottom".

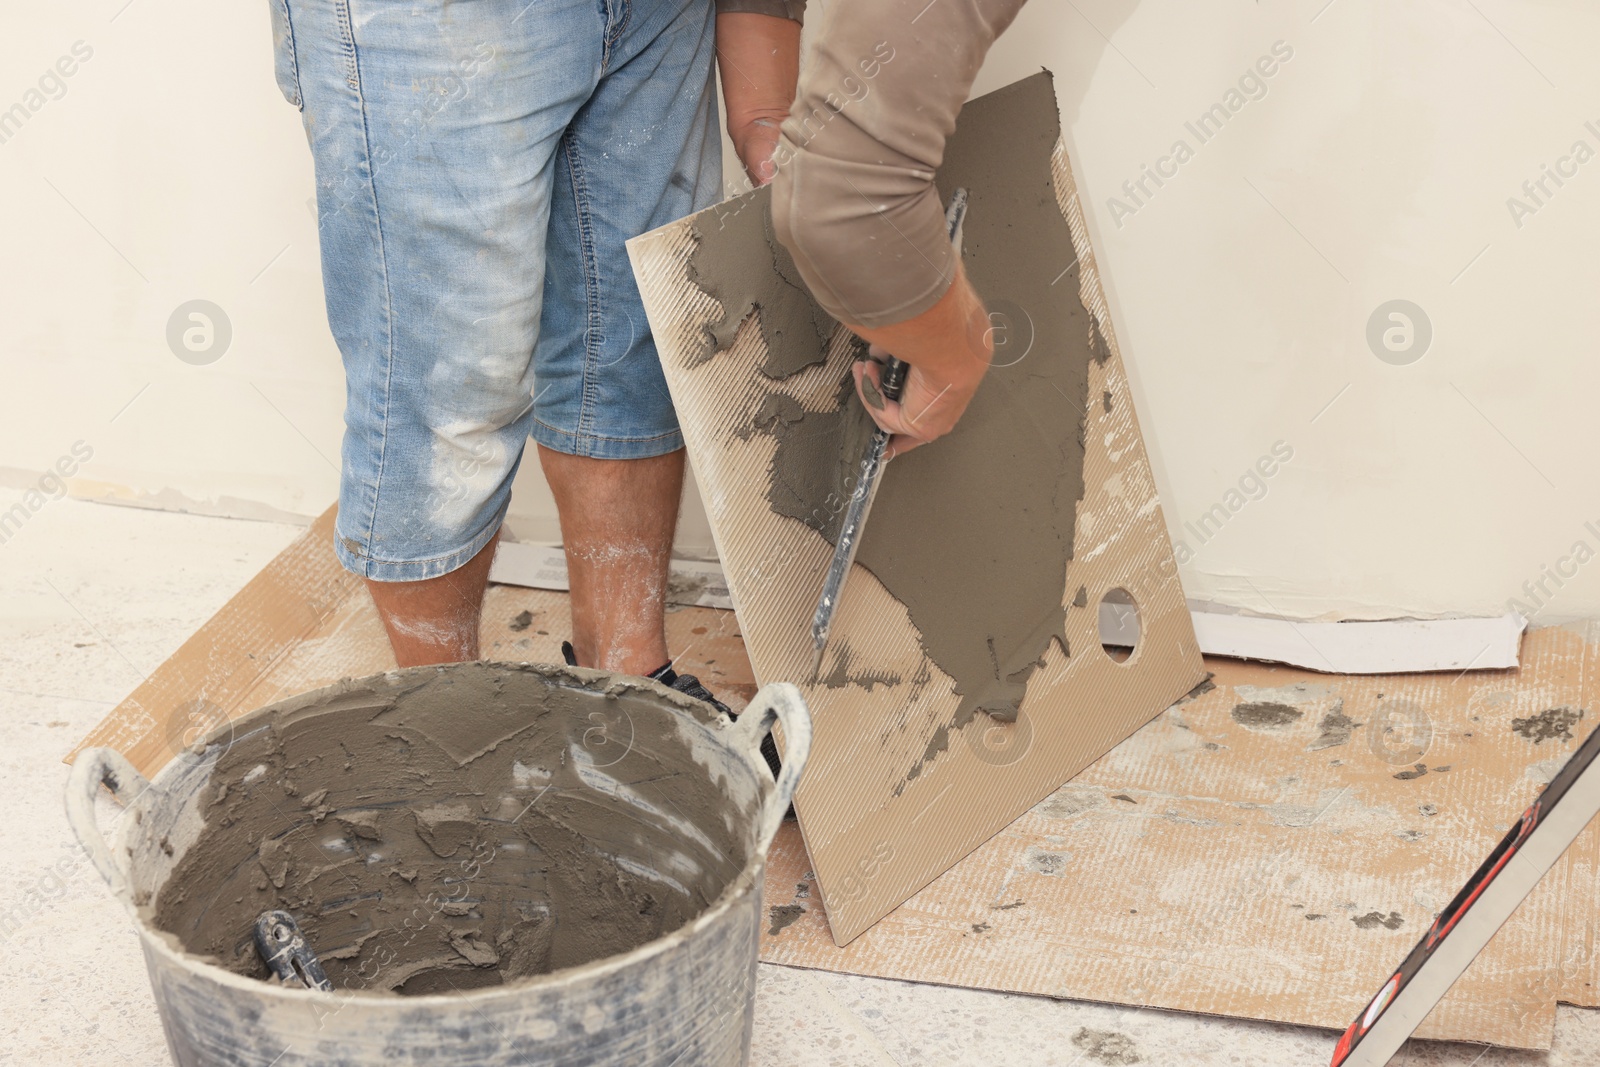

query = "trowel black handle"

[{"left": 879, "top": 356, "right": 909, "bottom": 404}]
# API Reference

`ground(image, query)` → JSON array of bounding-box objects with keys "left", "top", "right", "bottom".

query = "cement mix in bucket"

[{"left": 151, "top": 664, "right": 747, "bottom": 994}]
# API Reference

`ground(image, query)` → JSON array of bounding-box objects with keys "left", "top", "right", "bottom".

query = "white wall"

[
  {"left": 974, "top": 0, "right": 1600, "bottom": 623},
  {"left": 4, "top": 0, "right": 1599, "bottom": 622}
]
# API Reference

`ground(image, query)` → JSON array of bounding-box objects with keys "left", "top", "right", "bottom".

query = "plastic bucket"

[{"left": 68, "top": 662, "right": 810, "bottom": 1066}]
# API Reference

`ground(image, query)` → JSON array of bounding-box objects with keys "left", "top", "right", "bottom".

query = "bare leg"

[
  {"left": 365, "top": 530, "right": 501, "bottom": 667},
  {"left": 538, "top": 445, "right": 683, "bottom": 676}
]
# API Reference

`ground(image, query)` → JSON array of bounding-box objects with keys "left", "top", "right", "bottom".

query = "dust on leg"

[
  {"left": 539, "top": 445, "right": 683, "bottom": 676},
  {"left": 365, "top": 530, "right": 501, "bottom": 667}
]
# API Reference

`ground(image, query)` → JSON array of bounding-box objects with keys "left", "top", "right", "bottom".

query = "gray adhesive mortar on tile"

[
  {"left": 688, "top": 195, "right": 836, "bottom": 378},
  {"left": 686, "top": 73, "right": 1093, "bottom": 740}
]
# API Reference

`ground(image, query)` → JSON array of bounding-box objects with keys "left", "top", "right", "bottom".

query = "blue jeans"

[{"left": 270, "top": 0, "right": 722, "bottom": 580}]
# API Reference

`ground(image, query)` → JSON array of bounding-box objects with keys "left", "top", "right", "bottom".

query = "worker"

[
  {"left": 270, "top": 0, "right": 803, "bottom": 715},
  {"left": 272, "top": 0, "right": 1018, "bottom": 717}
]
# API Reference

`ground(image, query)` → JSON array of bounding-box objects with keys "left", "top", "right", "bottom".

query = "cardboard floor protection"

[
  {"left": 759, "top": 625, "right": 1600, "bottom": 1050},
  {"left": 71, "top": 513, "right": 1599, "bottom": 1050},
  {"left": 628, "top": 73, "right": 1205, "bottom": 945}
]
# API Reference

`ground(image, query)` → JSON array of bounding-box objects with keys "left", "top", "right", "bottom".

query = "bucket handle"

[
  {"left": 66, "top": 747, "right": 153, "bottom": 906},
  {"left": 732, "top": 682, "right": 812, "bottom": 850}
]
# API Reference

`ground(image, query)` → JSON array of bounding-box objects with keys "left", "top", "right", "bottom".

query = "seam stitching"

[
  {"left": 560, "top": 133, "right": 605, "bottom": 455},
  {"left": 341, "top": 3, "right": 395, "bottom": 568},
  {"left": 335, "top": 0, "right": 360, "bottom": 90}
]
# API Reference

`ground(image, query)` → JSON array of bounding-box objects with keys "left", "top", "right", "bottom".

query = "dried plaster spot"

[
  {"left": 1511, "top": 706, "right": 1584, "bottom": 744},
  {"left": 1231, "top": 701, "right": 1303, "bottom": 729}
]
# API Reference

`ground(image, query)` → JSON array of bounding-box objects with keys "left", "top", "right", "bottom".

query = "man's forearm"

[
  {"left": 767, "top": 0, "right": 1028, "bottom": 450},
  {"left": 853, "top": 266, "right": 992, "bottom": 388},
  {"left": 845, "top": 264, "right": 994, "bottom": 455},
  {"left": 769, "top": 0, "right": 1027, "bottom": 328},
  {"left": 716, "top": 12, "right": 801, "bottom": 186}
]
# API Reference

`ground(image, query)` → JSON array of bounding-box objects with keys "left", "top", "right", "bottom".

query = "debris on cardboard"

[{"left": 755, "top": 624, "right": 1600, "bottom": 1051}]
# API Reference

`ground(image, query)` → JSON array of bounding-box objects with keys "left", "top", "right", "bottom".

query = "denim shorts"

[{"left": 270, "top": 0, "right": 722, "bottom": 580}]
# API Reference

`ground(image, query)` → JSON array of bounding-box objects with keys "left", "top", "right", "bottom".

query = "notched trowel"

[{"left": 809, "top": 187, "right": 969, "bottom": 681}]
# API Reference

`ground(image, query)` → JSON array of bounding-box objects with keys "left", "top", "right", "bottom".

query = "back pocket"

[{"left": 268, "top": 0, "right": 303, "bottom": 109}]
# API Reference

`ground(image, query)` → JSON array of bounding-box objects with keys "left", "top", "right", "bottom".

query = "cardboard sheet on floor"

[
  {"left": 758, "top": 624, "right": 1600, "bottom": 1051},
  {"left": 69, "top": 515, "right": 1597, "bottom": 1049},
  {"left": 627, "top": 73, "right": 1206, "bottom": 945}
]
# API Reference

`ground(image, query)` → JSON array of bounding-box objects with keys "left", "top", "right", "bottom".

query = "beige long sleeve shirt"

[{"left": 768, "top": 0, "right": 1027, "bottom": 328}]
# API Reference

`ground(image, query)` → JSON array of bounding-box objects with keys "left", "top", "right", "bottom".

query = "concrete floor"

[{"left": 2, "top": 494, "right": 1596, "bottom": 1067}]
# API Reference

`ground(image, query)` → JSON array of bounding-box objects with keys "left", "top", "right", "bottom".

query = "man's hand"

[
  {"left": 849, "top": 265, "right": 994, "bottom": 455},
  {"left": 716, "top": 13, "right": 800, "bottom": 187}
]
